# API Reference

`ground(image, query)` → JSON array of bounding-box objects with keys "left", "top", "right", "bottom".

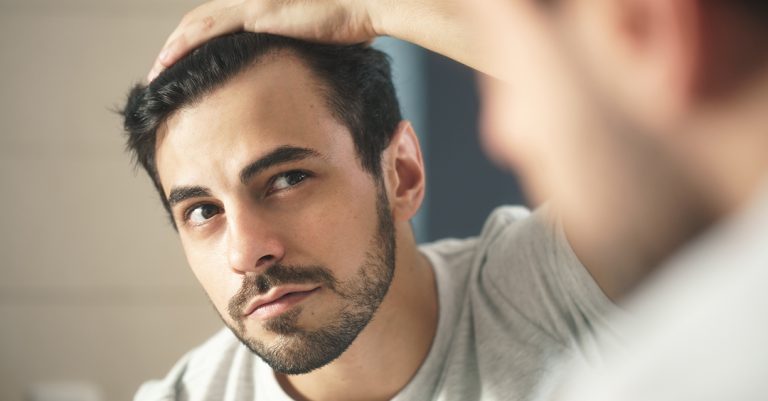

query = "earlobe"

[{"left": 383, "top": 121, "right": 426, "bottom": 222}]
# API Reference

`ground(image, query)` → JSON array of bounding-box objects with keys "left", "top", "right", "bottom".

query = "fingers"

[{"left": 148, "top": 2, "right": 244, "bottom": 82}]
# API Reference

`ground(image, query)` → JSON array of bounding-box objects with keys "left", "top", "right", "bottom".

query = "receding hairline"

[
  {"left": 151, "top": 46, "right": 368, "bottom": 199},
  {"left": 154, "top": 47, "right": 338, "bottom": 151}
]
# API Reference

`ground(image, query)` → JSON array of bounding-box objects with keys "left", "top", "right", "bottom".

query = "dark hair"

[{"left": 121, "top": 32, "right": 402, "bottom": 220}]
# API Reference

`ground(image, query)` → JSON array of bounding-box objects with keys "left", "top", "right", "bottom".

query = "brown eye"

[
  {"left": 270, "top": 171, "right": 309, "bottom": 192},
  {"left": 186, "top": 204, "right": 221, "bottom": 225}
]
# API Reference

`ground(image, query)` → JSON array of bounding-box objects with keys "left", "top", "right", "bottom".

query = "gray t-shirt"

[{"left": 135, "top": 206, "right": 616, "bottom": 401}]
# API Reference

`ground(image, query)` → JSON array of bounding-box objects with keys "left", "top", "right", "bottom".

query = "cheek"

[
  {"left": 477, "top": 75, "right": 514, "bottom": 162},
  {"left": 478, "top": 78, "right": 553, "bottom": 202},
  {"left": 284, "top": 182, "right": 380, "bottom": 274},
  {"left": 478, "top": 82, "right": 525, "bottom": 169},
  {"left": 181, "top": 237, "right": 235, "bottom": 314}
]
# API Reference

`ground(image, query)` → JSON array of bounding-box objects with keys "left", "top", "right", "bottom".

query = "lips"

[{"left": 242, "top": 285, "right": 320, "bottom": 319}]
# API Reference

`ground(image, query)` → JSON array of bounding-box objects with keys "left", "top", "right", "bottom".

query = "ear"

[
  {"left": 380, "top": 121, "right": 426, "bottom": 223},
  {"left": 574, "top": 0, "right": 702, "bottom": 128}
]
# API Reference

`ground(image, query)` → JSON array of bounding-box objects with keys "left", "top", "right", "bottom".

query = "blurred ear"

[
  {"left": 380, "top": 121, "right": 425, "bottom": 222},
  {"left": 569, "top": 0, "right": 702, "bottom": 128}
]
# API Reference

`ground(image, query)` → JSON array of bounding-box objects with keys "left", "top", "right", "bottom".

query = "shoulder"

[
  {"left": 476, "top": 205, "right": 619, "bottom": 350},
  {"left": 419, "top": 205, "right": 533, "bottom": 268},
  {"left": 479, "top": 205, "right": 535, "bottom": 240},
  {"left": 454, "top": 204, "right": 563, "bottom": 270},
  {"left": 478, "top": 204, "right": 574, "bottom": 273},
  {"left": 134, "top": 328, "right": 252, "bottom": 401}
]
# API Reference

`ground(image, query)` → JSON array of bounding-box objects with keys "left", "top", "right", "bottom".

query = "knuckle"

[{"left": 201, "top": 15, "right": 216, "bottom": 31}]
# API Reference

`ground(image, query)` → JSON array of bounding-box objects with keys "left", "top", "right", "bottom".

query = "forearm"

[
  {"left": 370, "top": 0, "right": 493, "bottom": 76},
  {"left": 370, "top": 0, "right": 538, "bottom": 82}
]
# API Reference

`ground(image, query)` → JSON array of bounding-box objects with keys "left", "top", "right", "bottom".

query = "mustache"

[{"left": 227, "top": 264, "right": 337, "bottom": 321}]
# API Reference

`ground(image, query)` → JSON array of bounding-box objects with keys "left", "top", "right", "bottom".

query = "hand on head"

[{"left": 148, "top": 0, "right": 378, "bottom": 81}]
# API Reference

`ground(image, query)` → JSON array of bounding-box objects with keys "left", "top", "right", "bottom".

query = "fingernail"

[{"left": 158, "top": 48, "right": 170, "bottom": 63}]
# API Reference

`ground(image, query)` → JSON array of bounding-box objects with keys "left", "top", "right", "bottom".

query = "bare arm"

[{"left": 147, "top": 0, "right": 533, "bottom": 82}]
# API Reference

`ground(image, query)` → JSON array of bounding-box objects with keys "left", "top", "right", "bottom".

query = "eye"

[
  {"left": 269, "top": 170, "right": 309, "bottom": 194},
  {"left": 185, "top": 203, "right": 222, "bottom": 225}
]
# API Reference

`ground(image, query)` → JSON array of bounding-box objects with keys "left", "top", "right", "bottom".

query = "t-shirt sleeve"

[{"left": 477, "top": 206, "right": 619, "bottom": 355}]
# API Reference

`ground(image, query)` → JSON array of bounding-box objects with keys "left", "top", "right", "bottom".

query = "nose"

[{"left": 226, "top": 207, "right": 286, "bottom": 275}]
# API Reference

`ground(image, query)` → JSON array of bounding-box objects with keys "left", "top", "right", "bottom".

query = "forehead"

[{"left": 154, "top": 52, "right": 355, "bottom": 190}]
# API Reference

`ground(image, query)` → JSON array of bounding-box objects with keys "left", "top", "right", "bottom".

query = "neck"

[
  {"left": 585, "top": 66, "right": 768, "bottom": 301},
  {"left": 277, "top": 224, "right": 437, "bottom": 401},
  {"left": 562, "top": 126, "right": 716, "bottom": 301}
]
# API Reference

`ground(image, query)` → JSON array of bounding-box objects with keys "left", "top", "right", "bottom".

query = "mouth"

[{"left": 243, "top": 286, "right": 321, "bottom": 320}]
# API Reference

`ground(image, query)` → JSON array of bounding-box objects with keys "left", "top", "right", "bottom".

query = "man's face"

[
  {"left": 474, "top": 0, "right": 632, "bottom": 204},
  {"left": 154, "top": 53, "right": 396, "bottom": 374}
]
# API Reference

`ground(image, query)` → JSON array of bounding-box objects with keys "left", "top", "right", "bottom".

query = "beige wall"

[{"left": 0, "top": 1, "right": 223, "bottom": 400}]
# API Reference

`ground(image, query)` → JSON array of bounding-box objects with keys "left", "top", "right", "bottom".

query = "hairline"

[{"left": 151, "top": 47, "right": 387, "bottom": 205}]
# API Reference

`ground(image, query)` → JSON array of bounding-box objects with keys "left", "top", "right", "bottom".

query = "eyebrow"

[
  {"left": 167, "top": 186, "right": 212, "bottom": 208},
  {"left": 166, "top": 146, "right": 322, "bottom": 208},
  {"left": 239, "top": 146, "right": 321, "bottom": 184}
]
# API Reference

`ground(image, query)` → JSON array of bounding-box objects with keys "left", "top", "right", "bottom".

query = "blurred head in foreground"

[{"left": 475, "top": 0, "right": 768, "bottom": 291}]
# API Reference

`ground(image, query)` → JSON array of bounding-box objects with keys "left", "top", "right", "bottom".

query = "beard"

[{"left": 218, "top": 184, "right": 396, "bottom": 375}]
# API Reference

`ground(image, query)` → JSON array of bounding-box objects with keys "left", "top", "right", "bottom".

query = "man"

[
  {"left": 122, "top": 33, "right": 614, "bottom": 400},
  {"left": 149, "top": 0, "right": 768, "bottom": 399}
]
